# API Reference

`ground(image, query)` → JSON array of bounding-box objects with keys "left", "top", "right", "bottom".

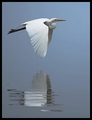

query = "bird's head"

[{"left": 49, "top": 18, "right": 66, "bottom": 23}]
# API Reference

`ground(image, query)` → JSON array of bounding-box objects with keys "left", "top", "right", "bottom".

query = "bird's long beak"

[{"left": 58, "top": 19, "right": 66, "bottom": 21}]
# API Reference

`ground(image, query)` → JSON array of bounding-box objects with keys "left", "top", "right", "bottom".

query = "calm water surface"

[{"left": 2, "top": 66, "right": 90, "bottom": 118}]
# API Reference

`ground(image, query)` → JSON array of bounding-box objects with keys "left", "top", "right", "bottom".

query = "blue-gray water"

[{"left": 2, "top": 2, "right": 90, "bottom": 118}]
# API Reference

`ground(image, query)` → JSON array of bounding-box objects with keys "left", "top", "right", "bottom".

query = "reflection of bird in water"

[
  {"left": 7, "top": 71, "right": 59, "bottom": 107},
  {"left": 23, "top": 71, "right": 54, "bottom": 106}
]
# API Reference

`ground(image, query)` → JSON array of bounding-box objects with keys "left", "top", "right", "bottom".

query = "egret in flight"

[{"left": 8, "top": 18, "right": 66, "bottom": 58}]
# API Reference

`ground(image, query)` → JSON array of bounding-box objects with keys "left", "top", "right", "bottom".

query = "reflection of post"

[
  {"left": 24, "top": 71, "right": 54, "bottom": 107},
  {"left": 7, "top": 70, "right": 57, "bottom": 107}
]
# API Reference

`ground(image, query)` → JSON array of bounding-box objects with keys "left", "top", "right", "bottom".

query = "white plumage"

[{"left": 8, "top": 18, "right": 66, "bottom": 58}]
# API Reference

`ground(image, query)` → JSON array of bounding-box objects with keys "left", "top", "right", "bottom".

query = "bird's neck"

[{"left": 44, "top": 21, "right": 56, "bottom": 29}]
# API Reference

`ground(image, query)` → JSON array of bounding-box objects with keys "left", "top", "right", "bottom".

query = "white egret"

[{"left": 8, "top": 18, "right": 66, "bottom": 58}]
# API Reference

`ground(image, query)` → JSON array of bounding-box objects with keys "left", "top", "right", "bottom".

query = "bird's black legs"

[{"left": 8, "top": 27, "right": 26, "bottom": 34}]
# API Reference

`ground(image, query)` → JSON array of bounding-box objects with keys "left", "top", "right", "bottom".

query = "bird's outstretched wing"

[{"left": 24, "top": 18, "right": 50, "bottom": 58}]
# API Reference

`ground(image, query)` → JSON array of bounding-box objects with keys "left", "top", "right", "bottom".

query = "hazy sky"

[{"left": 2, "top": 2, "right": 90, "bottom": 74}]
